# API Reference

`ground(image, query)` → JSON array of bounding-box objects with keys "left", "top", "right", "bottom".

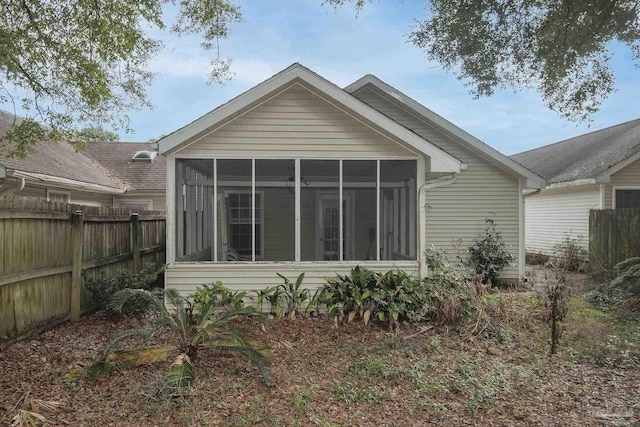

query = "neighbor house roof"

[
  {"left": 0, "top": 109, "right": 166, "bottom": 194},
  {"left": 0, "top": 110, "right": 124, "bottom": 192},
  {"left": 345, "top": 74, "right": 546, "bottom": 189},
  {"left": 511, "top": 119, "right": 640, "bottom": 184},
  {"left": 158, "top": 63, "right": 463, "bottom": 174},
  {"left": 81, "top": 142, "right": 166, "bottom": 191}
]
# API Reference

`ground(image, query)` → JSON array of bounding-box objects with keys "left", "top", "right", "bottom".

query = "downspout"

[
  {"left": 0, "top": 175, "right": 26, "bottom": 196},
  {"left": 523, "top": 189, "right": 541, "bottom": 200},
  {"left": 417, "top": 173, "right": 458, "bottom": 276}
]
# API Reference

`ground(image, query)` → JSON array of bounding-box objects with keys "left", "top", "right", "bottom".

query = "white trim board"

[
  {"left": 158, "top": 63, "right": 461, "bottom": 174},
  {"left": 345, "top": 74, "right": 546, "bottom": 189}
]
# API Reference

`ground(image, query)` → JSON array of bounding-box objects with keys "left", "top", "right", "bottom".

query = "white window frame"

[
  {"left": 612, "top": 186, "right": 640, "bottom": 209},
  {"left": 223, "top": 189, "right": 265, "bottom": 259},
  {"left": 46, "top": 189, "right": 70, "bottom": 203},
  {"left": 173, "top": 156, "right": 419, "bottom": 264},
  {"left": 114, "top": 199, "right": 153, "bottom": 210}
]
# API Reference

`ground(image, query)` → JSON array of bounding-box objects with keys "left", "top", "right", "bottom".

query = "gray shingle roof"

[
  {"left": 511, "top": 119, "right": 640, "bottom": 183},
  {"left": 0, "top": 110, "right": 123, "bottom": 189},
  {"left": 81, "top": 142, "right": 166, "bottom": 191}
]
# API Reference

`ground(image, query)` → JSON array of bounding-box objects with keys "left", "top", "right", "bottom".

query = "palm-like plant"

[{"left": 88, "top": 288, "right": 272, "bottom": 395}]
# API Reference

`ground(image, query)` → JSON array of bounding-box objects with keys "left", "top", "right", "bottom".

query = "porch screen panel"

[
  {"left": 176, "top": 159, "right": 215, "bottom": 261},
  {"left": 217, "top": 159, "right": 255, "bottom": 261},
  {"left": 300, "top": 160, "right": 339, "bottom": 261},
  {"left": 343, "top": 160, "right": 377, "bottom": 261},
  {"left": 380, "top": 160, "right": 417, "bottom": 260},
  {"left": 256, "top": 159, "right": 295, "bottom": 261}
]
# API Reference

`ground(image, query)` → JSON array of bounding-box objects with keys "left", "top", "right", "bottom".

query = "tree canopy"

[
  {"left": 326, "top": 0, "right": 640, "bottom": 122},
  {"left": 0, "top": 0, "right": 241, "bottom": 158},
  {"left": 74, "top": 126, "right": 120, "bottom": 142}
]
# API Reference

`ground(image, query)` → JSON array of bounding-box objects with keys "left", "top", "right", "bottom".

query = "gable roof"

[
  {"left": 345, "top": 75, "right": 546, "bottom": 189},
  {"left": 158, "top": 63, "right": 462, "bottom": 174},
  {"left": 0, "top": 110, "right": 124, "bottom": 191},
  {"left": 510, "top": 119, "right": 640, "bottom": 184},
  {"left": 81, "top": 142, "right": 166, "bottom": 191}
]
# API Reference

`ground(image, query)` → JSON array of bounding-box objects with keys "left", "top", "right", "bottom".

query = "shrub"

[
  {"left": 552, "top": 235, "right": 588, "bottom": 272},
  {"left": 88, "top": 288, "right": 271, "bottom": 408},
  {"left": 468, "top": 218, "right": 515, "bottom": 286},
  {"left": 544, "top": 273, "right": 568, "bottom": 355},
  {"left": 192, "top": 281, "right": 247, "bottom": 314},
  {"left": 319, "top": 249, "right": 494, "bottom": 333},
  {"left": 84, "top": 263, "right": 164, "bottom": 314},
  {"left": 587, "top": 257, "right": 640, "bottom": 318}
]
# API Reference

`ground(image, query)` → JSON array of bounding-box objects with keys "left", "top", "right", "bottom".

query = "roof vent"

[{"left": 132, "top": 150, "right": 157, "bottom": 162}]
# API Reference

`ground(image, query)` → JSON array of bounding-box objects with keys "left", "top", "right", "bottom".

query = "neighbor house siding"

[
  {"left": 606, "top": 158, "right": 640, "bottom": 208},
  {"left": 178, "top": 83, "right": 418, "bottom": 159},
  {"left": 524, "top": 185, "right": 600, "bottom": 256},
  {"left": 15, "top": 182, "right": 114, "bottom": 206},
  {"left": 353, "top": 87, "right": 521, "bottom": 278},
  {"left": 115, "top": 193, "right": 166, "bottom": 211}
]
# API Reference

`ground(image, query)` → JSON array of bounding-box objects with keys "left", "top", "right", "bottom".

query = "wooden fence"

[
  {"left": 0, "top": 197, "right": 166, "bottom": 339},
  {"left": 589, "top": 208, "right": 640, "bottom": 270}
]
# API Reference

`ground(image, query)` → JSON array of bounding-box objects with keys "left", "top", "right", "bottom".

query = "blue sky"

[{"left": 13, "top": 0, "right": 640, "bottom": 155}]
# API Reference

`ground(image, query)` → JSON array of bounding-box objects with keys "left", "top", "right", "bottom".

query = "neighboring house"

[
  {"left": 0, "top": 110, "right": 166, "bottom": 210},
  {"left": 511, "top": 119, "right": 640, "bottom": 257},
  {"left": 82, "top": 142, "right": 166, "bottom": 211},
  {"left": 158, "top": 63, "right": 544, "bottom": 295}
]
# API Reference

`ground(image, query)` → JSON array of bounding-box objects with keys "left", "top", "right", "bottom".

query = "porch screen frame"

[{"left": 172, "top": 156, "right": 420, "bottom": 264}]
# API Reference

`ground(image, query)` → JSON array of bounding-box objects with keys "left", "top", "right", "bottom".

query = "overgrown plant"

[
  {"left": 88, "top": 288, "right": 272, "bottom": 402},
  {"left": 192, "top": 281, "right": 248, "bottom": 314},
  {"left": 544, "top": 274, "right": 568, "bottom": 355},
  {"left": 83, "top": 263, "right": 164, "bottom": 315},
  {"left": 468, "top": 218, "right": 515, "bottom": 286},
  {"left": 587, "top": 257, "right": 640, "bottom": 318},
  {"left": 277, "top": 272, "right": 313, "bottom": 319},
  {"left": 552, "top": 236, "right": 588, "bottom": 272}
]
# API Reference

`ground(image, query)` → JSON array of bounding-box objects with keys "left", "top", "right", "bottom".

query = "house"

[
  {"left": 511, "top": 119, "right": 640, "bottom": 257},
  {"left": 158, "top": 63, "right": 544, "bottom": 294},
  {"left": 0, "top": 110, "right": 166, "bottom": 210}
]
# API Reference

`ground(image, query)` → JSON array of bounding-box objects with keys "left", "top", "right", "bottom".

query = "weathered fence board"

[
  {"left": 589, "top": 208, "right": 640, "bottom": 270},
  {"left": 0, "top": 196, "right": 166, "bottom": 339}
]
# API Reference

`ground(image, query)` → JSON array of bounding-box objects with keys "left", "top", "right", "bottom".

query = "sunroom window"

[{"left": 175, "top": 158, "right": 416, "bottom": 262}]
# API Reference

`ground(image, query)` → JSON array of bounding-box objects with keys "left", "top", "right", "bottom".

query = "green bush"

[
  {"left": 468, "top": 218, "right": 515, "bottom": 286},
  {"left": 192, "top": 281, "right": 247, "bottom": 314},
  {"left": 319, "top": 251, "right": 491, "bottom": 332},
  {"left": 84, "top": 263, "right": 164, "bottom": 315}
]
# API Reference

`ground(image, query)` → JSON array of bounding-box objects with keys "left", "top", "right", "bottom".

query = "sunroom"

[{"left": 160, "top": 64, "right": 462, "bottom": 294}]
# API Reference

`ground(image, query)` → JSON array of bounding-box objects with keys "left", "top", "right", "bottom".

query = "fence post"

[
  {"left": 71, "top": 211, "right": 84, "bottom": 322},
  {"left": 131, "top": 213, "right": 141, "bottom": 272}
]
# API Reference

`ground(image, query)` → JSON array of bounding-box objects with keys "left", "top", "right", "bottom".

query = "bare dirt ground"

[{"left": 1, "top": 267, "right": 638, "bottom": 427}]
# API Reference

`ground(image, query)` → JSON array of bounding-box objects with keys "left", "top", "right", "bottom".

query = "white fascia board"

[
  {"left": 544, "top": 178, "right": 596, "bottom": 190},
  {"left": 10, "top": 170, "right": 126, "bottom": 194},
  {"left": 346, "top": 75, "right": 546, "bottom": 188},
  {"left": 595, "top": 149, "right": 640, "bottom": 183},
  {"left": 158, "top": 64, "right": 461, "bottom": 173}
]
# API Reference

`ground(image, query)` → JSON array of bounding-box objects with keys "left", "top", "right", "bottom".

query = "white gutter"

[
  {"left": 418, "top": 173, "right": 458, "bottom": 276},
  {"left": 0, "top": 176, "right": 26, "bottom": 196},
  {"left": 9, "top": 170, "right": 126, "bottom": 194}
]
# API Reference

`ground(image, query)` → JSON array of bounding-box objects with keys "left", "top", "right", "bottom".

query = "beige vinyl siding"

[
  {"left": 524, "top": 185, "right": 599, "bottom": 255},
  {"left": 608, "top": 158, "right": 640, "bottom": 208},
  {"left": 353, "top": 87, "right": 521, "bottom": 278},
  {"left": 179, "top": 83, "right": 417, "bottom": 158},
  {"left": 166, "top": 262, "right": 419, "bottom": 298},
  {"left": 15, "top": 182, "right": 114, "bottom": 206},
  {"left": 115, "top": 193, "right": 166, "bottom": 211}
]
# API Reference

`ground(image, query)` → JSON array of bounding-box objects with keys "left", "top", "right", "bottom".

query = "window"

[
  {"left": 615, "top": 189, "right": 640, "bottom": 209},
  {"left": 226, "top": 192, "right": 263, "bottom": 258},
  {"left": 47, "top": 190, "right": 70, "bottom": 203},
  {"left": 175, "top": 158, "right": 417, "bottom": 263}
]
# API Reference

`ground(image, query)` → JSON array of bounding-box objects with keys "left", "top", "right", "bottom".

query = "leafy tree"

[
  {"left": 326, "top": 0, "right": 640, "bottom": 122},
  {"left": 75, "top": 126, "right": 120, "bottom": 142},
  {"left": 1, "top": 0, "right": 241, "bottom": 158}
]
